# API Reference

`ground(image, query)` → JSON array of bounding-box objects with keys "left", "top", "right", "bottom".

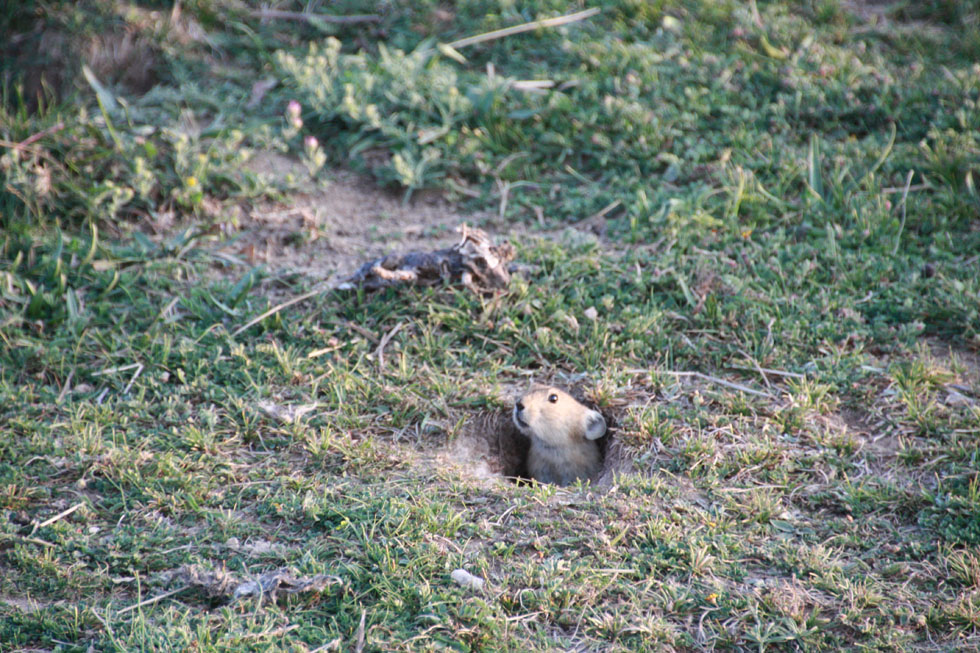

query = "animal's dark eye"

[{"left": 548, "top": 393, "right": 558, "bottom": 403}]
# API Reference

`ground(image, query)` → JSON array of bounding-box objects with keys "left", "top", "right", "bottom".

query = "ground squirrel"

[{"left": 512, "top": 385, "right": 607, "bottom": 486}]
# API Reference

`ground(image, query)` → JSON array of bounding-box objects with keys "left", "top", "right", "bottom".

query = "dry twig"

[
  {"left": 232, "top": 285, "right": 328, "bottom": 337},
  {"left": 376, "top": 322, "right": 405, "bottom": 372},
  {"left": 31, "top": 502, "right": 84, "bottom": 536},
  {"left": 240, "top": 624, "right": 300, "bottom": 640},
  {"left": 354, "top": 609, "right": 367, "bottom": 653},
  {"left": 628, "top": 369, "right": 777, "bottom": 400},
  {"left": 0, "top": 533, "right": 55, "bottom": 548},
  {"left": 892, "top": 169, "right": 915, "bottom": 256},
  {"left": 251, "top": 9, "right": 380, "bottom": 24},
  {"left": 447, "top": 8, "right": 600, "bottom": 48},
  {"left": 118, "top": 586, "right": 188, "bottom": 615},
  {"left": 339, "top": 225, "right": 514, "bottom": 294},
  {"left": 1, "top": 122, "right": 66, "bottom": 151}
]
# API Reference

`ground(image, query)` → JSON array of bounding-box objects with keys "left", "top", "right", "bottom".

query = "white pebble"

[{"left": 451, "top": 568, "right": 485, "bottom": 591}]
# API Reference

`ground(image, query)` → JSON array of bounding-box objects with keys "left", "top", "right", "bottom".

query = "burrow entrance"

[{"left": 449, "top": 391, "right": 627, "bottom": 487}]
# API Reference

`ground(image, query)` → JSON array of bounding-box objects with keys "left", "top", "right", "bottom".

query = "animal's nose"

[{"left": 516, "top": 401, "right": 524, "bottom": 412}]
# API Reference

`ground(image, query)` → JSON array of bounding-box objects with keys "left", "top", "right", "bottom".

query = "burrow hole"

[{"left": 453, "top": 394, "right": 623, "bottom": 486}]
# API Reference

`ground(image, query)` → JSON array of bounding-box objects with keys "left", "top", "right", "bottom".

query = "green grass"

[{"left": 2, "top": 0, "right": 980, "bottom": 650}]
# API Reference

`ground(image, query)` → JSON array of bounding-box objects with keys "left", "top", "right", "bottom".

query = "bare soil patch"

[
  {"left": 841, "top": 0, "right": 948, "bottom": 40},
  {"left": 216, "top": 152, "right": 500, "bottom": 285}
]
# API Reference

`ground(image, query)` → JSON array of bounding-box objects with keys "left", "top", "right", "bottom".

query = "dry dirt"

[
  {"left": 840, "top": 0, "right": 948, "bottom": 40},
  {"left": 203, "top": 151, "right": 614, "bottom": 295}
]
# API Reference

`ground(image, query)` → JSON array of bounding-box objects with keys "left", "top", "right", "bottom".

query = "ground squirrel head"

[{"left": 512, "top": 385, "right": 606, "bottom": 446}]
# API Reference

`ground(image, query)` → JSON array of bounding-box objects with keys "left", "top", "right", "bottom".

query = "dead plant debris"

[
  {"left": 149, "top": 564, "right": 342, "bottom": 607},
  {"left": 339, "top": 225, "right": 515, "bottom": 293}
]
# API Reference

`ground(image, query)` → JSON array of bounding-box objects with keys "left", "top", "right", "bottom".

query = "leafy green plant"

[{"left": 920, "top": 475, "right": 980, "bottom": 545}]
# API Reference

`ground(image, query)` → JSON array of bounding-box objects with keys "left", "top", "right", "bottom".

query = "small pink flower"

[
  {"left": 304, "top": 135, "right": 319, "bottom": 150},
  {"left": 287, "top": 100, "right": 302, "bottom": 118}
]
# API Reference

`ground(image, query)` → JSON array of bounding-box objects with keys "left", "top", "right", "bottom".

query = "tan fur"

[{"left": 513, "top": 385, "right": 606, "bottom": 486}]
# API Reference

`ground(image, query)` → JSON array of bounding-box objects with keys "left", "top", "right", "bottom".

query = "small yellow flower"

[
  {"left": 741, "top": 229, "right": 752, "bottom": 239},
  {"left": 186, "top": 176, "right": 198, "bottom": 187},
  {"left": 707, "top": 593, "right": 719, "bottom": 605}
]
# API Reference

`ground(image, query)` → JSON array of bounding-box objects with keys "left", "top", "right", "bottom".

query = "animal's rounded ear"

[{"left": 584, "top": 410, "right": 607, "bottom": 440}]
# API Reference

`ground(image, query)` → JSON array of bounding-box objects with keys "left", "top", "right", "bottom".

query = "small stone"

[
  {"left": 945, "top": 390, "right": 973, "bottom": 406},
  {"left": 247, "top": 539, "right": 275, "bottom": 554},
  {"left": 451, "top": 568, "right": 485, "bottom": 591},
  {"left": 662, "top": 15, "right": 682, "bottom": 32},
  {"left": 562, "top": 313, "right": 580, "bottom": 334}
]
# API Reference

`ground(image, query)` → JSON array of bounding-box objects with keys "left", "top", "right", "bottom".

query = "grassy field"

[{"left": 2, "top": 0, "right": 979, "bottom": 650}]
